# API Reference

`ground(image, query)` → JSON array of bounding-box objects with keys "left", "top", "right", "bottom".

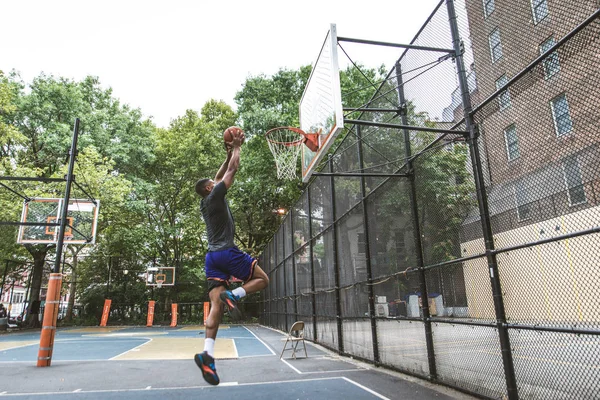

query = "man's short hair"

[{"left": 195, "top": 178, "right": 211, "bottom": 198}]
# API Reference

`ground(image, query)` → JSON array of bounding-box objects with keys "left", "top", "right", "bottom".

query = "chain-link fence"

[{"left": 258, "top": 1, "right": 600, "bottom": 399}]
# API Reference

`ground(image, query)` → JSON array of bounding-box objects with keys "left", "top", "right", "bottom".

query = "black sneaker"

[
  {"left": 220, "top": 290, "right": 242, "bottom": 321},
  {"left": 194, "top": 351, "right": 220, "bottom": 385}
]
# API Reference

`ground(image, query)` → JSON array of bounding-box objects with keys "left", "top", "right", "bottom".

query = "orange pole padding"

[
  {"left": 37, "top": 273, "right": 63, "bottom": 367},
  {"left": 99, "top": 299, "right": 112, "bottom": 327},
  {"left": 170, "top": 303, "right": 178, "bottom": 327},
  {"left": 203, "top": 302, "right": 210, "bottom": 326},
  {"left": 146, "top": 300, "right": 156, "bottom": 327}
]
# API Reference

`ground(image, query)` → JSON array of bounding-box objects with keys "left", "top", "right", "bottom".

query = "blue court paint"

[
  {"left": 0, "top": 377, "right": 388, "bottom": 400},
  {"left": 0, "top": 338, "right": 148, "bottom": 362}
]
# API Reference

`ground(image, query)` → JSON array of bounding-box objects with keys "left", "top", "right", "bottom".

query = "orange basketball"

[{"left": 223, "top": 127, "right": 234, "bottom": 143}]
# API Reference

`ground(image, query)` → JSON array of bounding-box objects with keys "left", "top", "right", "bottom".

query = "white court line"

[
  {"left": 72, "top": 389, "right": 81, "bottom": 393},
  {"left": 109, "top": 337, "right": 153, "bottom": 360},
  {"left": 0, "top": 376, "right": 344, "bottom": 397},
  {"left": 232, "top": 338, "right": 239, "bottom": 359},
  {"left": 242, "top": 326, "right": 276, "bottom": 355},
  {"left": 342, "top": 377, "right": 391, "bottom": 400},
  {"left": 280, "top": 358, "right": 302, "bottom": 374}
]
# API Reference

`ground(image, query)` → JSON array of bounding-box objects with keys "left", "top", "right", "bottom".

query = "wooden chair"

[{"left": 280, "top": 321, "right": 308, "bottom": 359}]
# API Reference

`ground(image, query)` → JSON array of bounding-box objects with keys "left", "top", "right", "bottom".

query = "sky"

[{"left": 1, "top": 0, "right": 442, "bottom": 128}]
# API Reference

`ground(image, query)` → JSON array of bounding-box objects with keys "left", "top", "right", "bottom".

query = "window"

[
  {"left": 357, "top": 232, "right": 366, "bottom": 254},
  {"left": 551, "top": 94, "right": 573, "bottom": 136},
  {"left": 540, "top": 37, "right": 560, "bottom": 78},
  {"left": 504, "top": 124, "right": 520, "bottom": 161},
  {"left": 531, "top": 0, "right": 549, "bottom": 24},
  {"left": 563, "top": 156, "right": 586, "bottom": 205},
  {"left": 489, "top": 28, "right": 503, "bottom": 63},
  {"left": 13, "top": 292, "right": 24, "bottom": 304},
  {"left": 483, "top": 0, "right": 495, "bottom": 18},
  {"left": 515, "top": 181, "right": 531, "bottom": 221},
  {"left": 496, "top": 75, "right": 511, "bottom": 110},
  {"left": 395, "top": 230, "right": 406, "bottom": 262}
]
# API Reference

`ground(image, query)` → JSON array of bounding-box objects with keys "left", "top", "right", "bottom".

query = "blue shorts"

[{"left": 205, "top": 247, "right": 257, "bottom": 285}]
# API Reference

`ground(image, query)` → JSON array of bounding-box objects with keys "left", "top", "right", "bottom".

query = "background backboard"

[
  {"left": 17, "top": 198, "right": 99, "bottom": 244},
  {"left": 145, "top": 266, "right": 175, "bottom": 287},
  {"left": 300, "top": 23, "right": 344, "bottom": 183}
]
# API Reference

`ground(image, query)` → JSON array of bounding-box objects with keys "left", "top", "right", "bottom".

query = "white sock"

[
  {"left": 232, "top": 287, "right": 246, "bottom": 299},
  {"left": 204, "top": 338, "right": 215, "bottom": 357}
]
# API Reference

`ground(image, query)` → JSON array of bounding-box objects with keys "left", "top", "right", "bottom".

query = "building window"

[
  {"left": 515, "top": 181, "right": 531, "bottom": 221},
  {"left": 504, "top": 124, "right": 520, "bottom": 161},
  {"left": 483, "top": 0, "right": 495, "bottom": 18},
  {"left": 489, "top": 28, "right": 503, "bottom": 63},
  {"left": 357, "top": 232, "right": 366, "bottom": 254},
  {"left": 395, "top": 229, "right": 406, "bottom": 262},
  {"left": 551, "top": 94, "right": 573, "bottom": 136},
  {"left": 540, "top": 37, "right": 560, "bottom": 78},
  {"left": 531, "top": 0, "right": 549, "bottom": 25},
  {"left": 495, "top": 75, "right": 511, "bottom": 110},
  {"left": 563, "top": 156, "right": 586, "bottom": 206}
]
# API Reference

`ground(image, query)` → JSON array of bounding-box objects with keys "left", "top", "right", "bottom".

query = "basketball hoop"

[
  {"left": 265, "top": 127, "right": 319, "bottom": 180},
  {"left": 156, "top": 273, "right": 166, "bottom": 289}
]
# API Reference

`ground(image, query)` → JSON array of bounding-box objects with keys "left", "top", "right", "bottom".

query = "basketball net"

[
  {"left": 156, "top": 273, "right": 166, "bottom": 289},
  {"left": 265, "top": 127, "right": 306, "bottom": 180}
]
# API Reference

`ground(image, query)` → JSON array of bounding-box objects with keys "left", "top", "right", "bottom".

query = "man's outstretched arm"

[
  {"left": 214, "top": 146, "right": 232, "bottom": 183},
  {"left": 221, "top": 131, "right": 244, "bottom": 190}
]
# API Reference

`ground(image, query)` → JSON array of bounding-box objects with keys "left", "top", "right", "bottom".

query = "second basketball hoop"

[{"left": 265, "top": 127, "right": 319, "bottom": 180}]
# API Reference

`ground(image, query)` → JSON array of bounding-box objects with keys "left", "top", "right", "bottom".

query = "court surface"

[{"left": 0, "top": 325, "right": 473, "bottom": 399}]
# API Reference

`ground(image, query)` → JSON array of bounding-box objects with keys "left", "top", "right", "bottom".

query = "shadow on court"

[{"left": 0, "top": 325, "right": 474, "bottom": 399}]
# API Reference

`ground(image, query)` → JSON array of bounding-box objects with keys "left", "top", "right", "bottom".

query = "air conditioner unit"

[{"left": 375, "top": 303, "right": 389, "bottom": 317}]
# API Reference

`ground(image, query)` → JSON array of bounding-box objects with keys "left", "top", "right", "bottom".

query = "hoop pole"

[{"left": 38, "top": 118, "right": 79, "bottom": 369}]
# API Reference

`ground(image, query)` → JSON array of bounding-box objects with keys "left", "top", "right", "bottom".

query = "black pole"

[
  {"left": 22, "top": 266, "right": 34, "bottom": 320},
  {"left": 106, "top": 256, "right": 112, "bottom": 298},
  {"left": 395, "top": 61, "right": 438, "bottom": 380},
  {"left": 329, "top": 156, "right": 344, "bottom": 354},
  {"left": 282, "top": 216, "right": 288, "bottom": 333},
  {"left": 307, "top": 186, "right": 317, "bottom": 341},
  {"left": 357, "top": 125, "right": 380, "bottom": 364},
  {"left": 0, "top": 260, "right": 8, "bottom": 299},
  {"left": 53, "top": 118, "right": 80, "bottom": 274},
  {"left": 445, "top": 1, "right": 518, "bottom": 398},
  {"left": 289, "top": 208, "right": 298, "bottom": 322}
]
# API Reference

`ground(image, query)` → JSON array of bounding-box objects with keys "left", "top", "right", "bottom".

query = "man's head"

[{"left": 195, "top": 178, "right": 214, "bottom": 198}]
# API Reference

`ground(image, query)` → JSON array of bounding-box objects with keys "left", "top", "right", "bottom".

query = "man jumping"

[{"left": 193, "top": 126, "right": 269, "bottom": 385}]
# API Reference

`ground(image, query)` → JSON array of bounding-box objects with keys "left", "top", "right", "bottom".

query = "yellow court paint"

[
  {"left": 66, "top": 327, "right": 125, "bottom": 334},
  {"left": 178, "top": 325, "right": 230, "bottom": 331},
  {"left": 0, "top": 341, "right": 38, "bottom": 351},
  {"left": 113, "top": 337, "right": 237, "bottom": 360}
]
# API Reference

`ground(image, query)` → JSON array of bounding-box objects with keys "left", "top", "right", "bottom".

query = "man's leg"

[
  {"left": 195, "top": 284, "right": 226, "bottom": 386},
  {"left": 205, "top": 285, "right": 226, "bottom": 340},
  {"left": 242, "top": 264, "right": 269, "bottom": 294},
  {"left": 221, "top": 264, "right": 269, "bottom": 320}
]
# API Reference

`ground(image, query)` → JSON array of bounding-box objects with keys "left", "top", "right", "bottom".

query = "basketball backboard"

[
  {"left": 17, "top": 198, "right": 99, "bottom": 244},
  {"left": 146, "top": 266, "right": 175, "bottom": 287},
  {"left": 300, "top": 23, "right": 344, "bottom": 183}
]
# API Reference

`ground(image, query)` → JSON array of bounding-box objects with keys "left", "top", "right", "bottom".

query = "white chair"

[{"left": 280, "top": 321, "right": 308, "bottom": 359}]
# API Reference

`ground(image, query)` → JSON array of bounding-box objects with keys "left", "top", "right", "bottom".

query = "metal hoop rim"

[{"left": 265, "top": 126, "right": 307, "bottom": 146}]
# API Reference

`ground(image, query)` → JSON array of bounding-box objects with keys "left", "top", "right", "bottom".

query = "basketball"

[
  {"left": 223, "top": 126, "right": 242, "bottom": 143},
  {"left": 223, "top": 128, "right": 234, "bottom": 143},
  {"left": 223, "top": 126, "right": 244, "bottom": 147}
]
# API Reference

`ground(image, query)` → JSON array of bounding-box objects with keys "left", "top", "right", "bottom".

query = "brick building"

[{"left": 453, "top": 0, "right": 600, "bottom": 321}]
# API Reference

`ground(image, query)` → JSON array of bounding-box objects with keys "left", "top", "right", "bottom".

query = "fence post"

[
  {"left": 282, "top": 216, "right": 288, "bottom": 333},
  {"left": 307, "top": 186, "right": 317, "bottom": 341},
  {"left": 289, "top": 208, "right": 299, "bottom": 322},
  {"left": 329, "top": 155, "right": 344, "bottom": 354},
  {"left": 395, "top": 61, "right": 438, "bottom": 380},
  {"left": 356, "top": 125, "right": 381, "bottom": 364},
  {"left": 446, "top": 0, "right": 518, "bottom": 398}
]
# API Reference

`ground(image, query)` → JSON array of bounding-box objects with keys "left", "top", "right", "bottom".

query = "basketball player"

[{"left": 193, "top": 126, "right": 269, "bottom": 385}]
